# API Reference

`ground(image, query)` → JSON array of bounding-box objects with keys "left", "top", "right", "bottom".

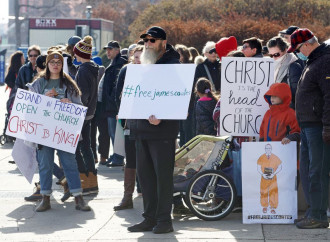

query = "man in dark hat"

[
  {"left": 279, "top": 26, "right": 299, "bottom": 43},
  {"left": 127, "top": 26, "right": 180, "bottom": 234},
  {"left": 288, "top": 28, "right": 330, "bottom": 229},
  {"left": 100, "top": 41, "right": 127, "bottom": 167}
]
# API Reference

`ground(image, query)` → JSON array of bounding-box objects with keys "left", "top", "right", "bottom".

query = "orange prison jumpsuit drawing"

[{"left": 257, "top": 145, "right": 282, "bottom": 214}]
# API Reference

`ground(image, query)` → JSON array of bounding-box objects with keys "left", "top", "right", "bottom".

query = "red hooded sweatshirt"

[{"left": 259, "top": 83, "right": 300, "bottom": 141}]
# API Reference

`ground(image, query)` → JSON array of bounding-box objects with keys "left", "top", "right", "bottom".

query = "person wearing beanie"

[
  {"left": 73, "top": 35, "right": 100, "bottom": 195},
  {"left": 35, "top": 55, "right": 47, "bottom": 72},
  {"left": 26, "top": 48, "right": 91, "bottom": 212},
  {"left": 215, "top": 36, "right": 237, "bottom": 61}
]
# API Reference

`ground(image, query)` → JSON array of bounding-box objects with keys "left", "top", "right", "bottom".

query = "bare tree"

[{"left": 14, "top": 0, "right": 57, "bottom": 48}]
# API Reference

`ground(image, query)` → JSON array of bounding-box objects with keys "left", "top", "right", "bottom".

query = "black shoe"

[
  {"left": 107, "top": 162, "right": 124, "bottom": 167},
  {"left": 152, "top": 221, "right": 174, "bottom": 234},
  {"left": 296, "top": 218, "right": 329, "bottom": 229},
  {"left": 294, "top": 216, "right": 307, "bottom": 224},
  {"left": 172, "top": 204, "right": 193, "bottom": 215},
  {"left": 127, "top": 219, "right": 157, "bottom": 232}
]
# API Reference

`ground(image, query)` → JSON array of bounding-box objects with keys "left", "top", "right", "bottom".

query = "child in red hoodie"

[
  {"left": 259, "top": 83, "right": 300, "bottom": 143},
  {"left": 258, "top": 83, "right": 300, "bottom": 215}
]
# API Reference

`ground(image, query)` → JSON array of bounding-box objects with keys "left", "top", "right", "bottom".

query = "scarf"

[{"left": 274, "top": 53, "right": 297, "bottom": 83}]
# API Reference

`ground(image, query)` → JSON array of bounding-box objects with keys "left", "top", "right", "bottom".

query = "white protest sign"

[
  {"left": 220, "top": 57, "right": 274, "bottom": 136},
  {"left": 12, "top": 139, "right": 38, "bottom": 184},
  {"left": 118, "top": 64, "right": 195, "bottom": 119},
  {"left": 242, "top": 142, "right": 297, "bottom": 224},
  {"left": 6, "top": 88, "right": 87, "bottom": 154}
]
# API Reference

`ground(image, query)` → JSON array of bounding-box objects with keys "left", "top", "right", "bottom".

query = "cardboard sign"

[
  {"left": 6, "top": 88, "right": 87, "bottom": 154},
  {"left": 220, "top": 57, "right": 274, "bottom": 136},
  {"left": 12, "top": 139, "right": 38, "bottom": 184},
  {"left": 242, "top": 142, "right": 297, "bottom": 224},
  {"left": 118, "top": 64, "right": 195, "bottom": 120}
]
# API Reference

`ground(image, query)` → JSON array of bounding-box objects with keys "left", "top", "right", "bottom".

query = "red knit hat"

[
  {"left": 215, "top": 36, "right": 238, "bottom": 60},
  {"left": 73, "top": 35, "right": 93, "bottom": 59}
]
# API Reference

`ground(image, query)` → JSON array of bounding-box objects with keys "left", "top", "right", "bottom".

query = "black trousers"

[
  {"left": 76, "top": 119, "right": 96, "bottom": 175},
  {"left": 125, "top": 136, "right": 136, "bottom": 169},
  {"left": 136, "top": 138, "right": 175, "bottom": 222},
  {"left": 93, "top": 102, "right": 110, "bottom": 160}
]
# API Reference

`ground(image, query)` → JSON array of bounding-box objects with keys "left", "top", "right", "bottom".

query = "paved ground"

[{"left": 0, "top": 85, "right": 329, "bottom": 241}]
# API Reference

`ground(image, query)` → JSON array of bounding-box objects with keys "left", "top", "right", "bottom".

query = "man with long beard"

[{"left": 127, "top": 26, "right": 180, "bottom": 234}]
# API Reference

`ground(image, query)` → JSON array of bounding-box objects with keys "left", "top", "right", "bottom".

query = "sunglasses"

[
  {"left": 29, "top": 54, "right": 38, "bottom": 57},
  {"left": 242, "top": 44, "right": 250, "bottom": 50},
  {"left": 296, "top": 43, "right": 303, "bottom": 53},
  {"left": 269, "top": 53, "right": 281, "bottom": 58},
  {"left": 143, "top": 38, "right": 160, "bottom": 43},
  {"left": 209, "top": 48, "right": 216, "bottom": 54}
]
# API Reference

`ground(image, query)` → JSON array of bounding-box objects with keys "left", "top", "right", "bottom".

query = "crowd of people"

[{"left": 4, "top": 24, "right": 330, "bottom": 233}]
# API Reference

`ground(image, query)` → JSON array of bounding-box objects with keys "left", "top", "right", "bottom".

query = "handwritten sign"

[
  {"left": 6, "top": 88, "right": 87, "bottom": 154},
  {"left": 220, "top": 57, "right": 274, "bottom": 136},
  {"left": 118, "top": 64, "right": 196, "bottom": 119},
  {"left": 242, "top": 142, "right": 297, "bottom": 224}
]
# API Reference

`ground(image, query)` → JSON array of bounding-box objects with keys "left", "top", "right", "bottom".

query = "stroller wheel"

[
  {"left": 185, "top": 170, "right": 237, "bottom": 221},
  {"left": 0, "top": 135, "right": 7, "bottom": 145}
]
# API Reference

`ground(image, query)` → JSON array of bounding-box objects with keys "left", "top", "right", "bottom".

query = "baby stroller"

[
  {"left": 0, "top": 113, "right": 10, "bottom": 145},
  {"left": 0, "top": 89, "right": 16, "bottom": 145},
  {"left": 173, "top": 135, "right": 236, "bottom": 221}
]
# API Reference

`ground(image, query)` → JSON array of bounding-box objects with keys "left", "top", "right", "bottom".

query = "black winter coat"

[
  {"left": 102, "top": 53, "right": 127, "bottom": 117},
  {"left": 295, "top": 43, "right": 330, "bottom": 127},
  {"left": 75, "top": 61, "right": 99, "bottom": 118},
  {"left": 195, "top": 98, "right": 217, "bottom": 135},
  {"left": 281, "top": 59, "right": 304, "bottom": 109},
  {"left": 5, "top": 69, "right": 17, "bottom": 89},
  {"left": 15, "top": 62, "right": 37, "bottom": 90},
  {"left": 194, "top": 59, "right": 221, "bottom": 91},
  {"left": 128, "top": 44, "right": 180, "bottom": 140}
]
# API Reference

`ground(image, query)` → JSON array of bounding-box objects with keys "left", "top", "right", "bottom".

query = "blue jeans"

[
  {"left": 107, "top": 117, "right": 124, "bottom": 165},
  {"left": 38, "top": 146, "right": 82, "bottom": 196},
  {"left": 300, "top": 125, "right": 330, "bottom": 221},
  {"left": 36, "top": 150, "right": 64, "bottom": 180}
]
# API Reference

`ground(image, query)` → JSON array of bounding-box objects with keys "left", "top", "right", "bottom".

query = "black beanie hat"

[{"left": 36, "top": 55, "right": 47, "bottom": 70}]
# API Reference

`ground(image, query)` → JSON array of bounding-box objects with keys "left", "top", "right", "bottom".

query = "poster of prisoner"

[{"left": 241, "top": 141, "right": 297, "bottom": 224}]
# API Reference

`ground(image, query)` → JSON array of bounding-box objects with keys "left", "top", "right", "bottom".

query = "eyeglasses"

[
  {"left": 209, "top": 49, "right": 216, "bottom": 54},
  {"left": 29, "top": 54, "right": 38, "bottom": 57},
  {"left": 143, "top": 38, "right": 160, "bottom": 43},
  {"left": 49, "top": 61, "right": 62, "bottom": 66},
  {"left": 269, "top": 53, "right": 281, "bottom": 58},
  {"left": 296, "top": 43, "right": 303, "bottom": 53},
  {"left": 242, "top": 44, "right": 250, "bottom": 50}
]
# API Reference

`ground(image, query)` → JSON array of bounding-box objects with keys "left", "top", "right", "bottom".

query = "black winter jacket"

[
  {"left": 102, "top": 53, "right": 127, "bottom": 117},
  {"left": 15, "top": 62, "right": 37, "bottom": 90},
  {"left": 128, "top": 44, "right": 180, "bottom": 140},
  {"left": 195, "top": 98, "right": 217, "bottom": 135},
  {"left": 194, "top": 59, "right": 221, "bottom": 91},
  {"left": 75, "top": 61, "right": 99, "bottom": 119},
  {"left": 5, "top": 69, "right": 17, "bottom": 89},
  {"left": 295, "top": 43, "right": 330, "bottom": 127},
  {"left": 281, "top": 59, "right": 304, "bottom": 109}
]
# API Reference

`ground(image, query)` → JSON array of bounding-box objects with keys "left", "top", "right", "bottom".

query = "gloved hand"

[{"left": 322, "top": 126, "right": 330, "bottom": 144}]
